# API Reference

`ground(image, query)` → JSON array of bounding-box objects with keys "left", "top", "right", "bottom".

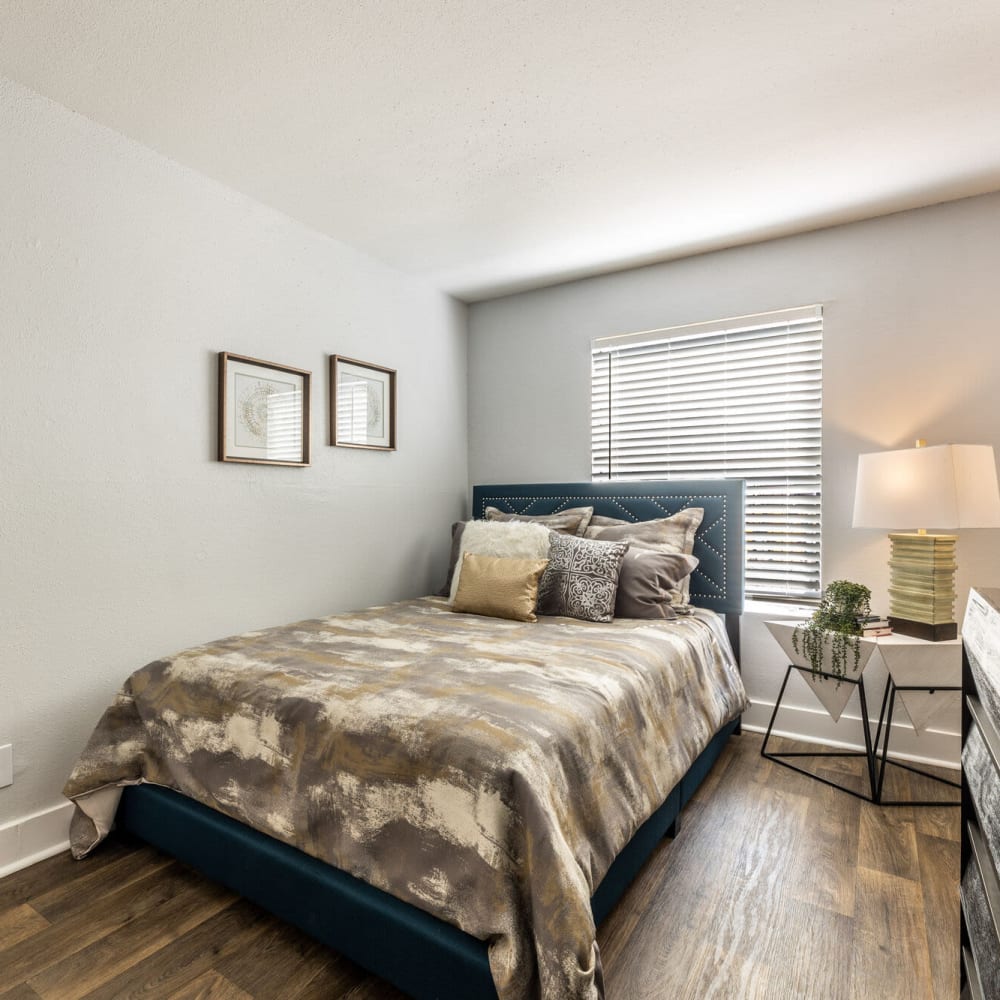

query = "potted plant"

[{"left": 792, "top": 579, "right": 872, "bottom": 681}]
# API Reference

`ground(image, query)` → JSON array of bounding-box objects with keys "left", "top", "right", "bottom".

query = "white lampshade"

[{"left": 853, "top": 444, "right": 1000, "bottom": 529}]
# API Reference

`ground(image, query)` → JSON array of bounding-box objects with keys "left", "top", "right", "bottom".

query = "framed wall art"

[
  {"left": 330, "top": 355, "right": 397, "bottom": 451},
  {"left": 218, "top": 352, "right": 311, "bottom": 466}
]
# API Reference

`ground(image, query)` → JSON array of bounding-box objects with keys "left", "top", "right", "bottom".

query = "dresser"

[{"left": 961, "top": 587, "right": 1000, "bottom": 999}]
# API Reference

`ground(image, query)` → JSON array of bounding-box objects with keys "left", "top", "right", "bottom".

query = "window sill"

[{"left": 744, "top": 598, "right": 816, "bottom": 619}]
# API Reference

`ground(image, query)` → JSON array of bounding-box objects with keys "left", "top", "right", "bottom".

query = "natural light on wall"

[{"left": 591, "top": 305, "right": 823, "bottom": 602}]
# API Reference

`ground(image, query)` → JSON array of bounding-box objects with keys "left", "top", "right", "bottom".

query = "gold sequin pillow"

[
  {"left": 452, "top": 553, "right": 550, "bottom": 622},
  {"left": 448, "top": 520, "right": 551, "bottom": 603}
]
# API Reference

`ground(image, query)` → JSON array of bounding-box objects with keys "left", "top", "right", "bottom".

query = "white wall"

[
  {"left": 0, "top": 76, "right": 468, "bottom": 867},
  {"left": 468, "top": 192, "right": 1000, "bottom": 768}
]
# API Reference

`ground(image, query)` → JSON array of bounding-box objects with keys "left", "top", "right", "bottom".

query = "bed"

[{"left": 64, "top": 480, "right": 746, "bottom": 1000}]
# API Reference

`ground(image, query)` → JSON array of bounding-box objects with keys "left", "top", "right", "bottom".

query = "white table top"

[{"left": 764, "top": 619, "right": 960, "bottom": 731}]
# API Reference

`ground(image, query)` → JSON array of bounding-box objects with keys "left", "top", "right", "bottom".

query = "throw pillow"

[
  {"left": 588, "top": 513, "right": 631, "bottom": 528},
  {"left": 485, "top": 505, "right": 594, "bottom": 536},
  {"left": 449, "top": 520, "right": 551, "bottom": 603},
  {"left": 437, "top": 521, "right": 466, "bottom": 597},
  {"left": 537, "top": 533, "right": 628, "bottom": 623},
  {"left": 615, "top": 550, "right": 699, "bottom": 619},
  {"left": 584, "top": 508, "right": 703, "bottom": 605},
  {"left": 451, "top": 554, "right": 549, "bottom": 622}
]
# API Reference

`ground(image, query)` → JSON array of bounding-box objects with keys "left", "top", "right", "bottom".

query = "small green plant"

[{"left": 792, "top": 580, "right": 872, "bottom": 681}]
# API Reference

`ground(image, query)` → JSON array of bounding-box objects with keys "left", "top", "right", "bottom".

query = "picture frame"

[
  {"left": 330, "top": 355, "right": 397, "bottom": 451},
  {"left": 218, "top": 352, "right": 311, "bottom": 467}
]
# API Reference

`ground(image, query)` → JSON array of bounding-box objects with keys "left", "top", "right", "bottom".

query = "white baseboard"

[
  {"left": 0, "top": 801, "right": 73, "bottom": 879},
  {"left": 742, "top": 699, "right": 961, "bottom": 771}
]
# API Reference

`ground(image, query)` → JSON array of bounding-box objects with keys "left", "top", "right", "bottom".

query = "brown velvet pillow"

[
  {"left": 451, "top": 554, "right": 549, "bottom": 622},
  {"left": 615, "top": 550, "right": 699, "bottom": 619},
  {"left": 485, "top": 505, "right": 594, "bottom": 536},
  {"left": 584, "top": 508, "right": 703, "bottom": 605}
]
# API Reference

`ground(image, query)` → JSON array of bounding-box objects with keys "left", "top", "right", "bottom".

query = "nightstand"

[
  {"left": 762, "top": 620, "right": 961, "bottom": 805},
  {"left": 763, "top": 619, "right": 881, "bottom": 802},
  {"left": 870, "top": 633, "right": 962, "bottom": 805}
]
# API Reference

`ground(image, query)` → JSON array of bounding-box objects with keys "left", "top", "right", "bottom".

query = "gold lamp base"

[{"left": 886, "top": 532, "right": 957, "bottom": 642}]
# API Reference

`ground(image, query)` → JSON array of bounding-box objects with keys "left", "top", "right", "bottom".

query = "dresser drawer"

[
  {"left": 965, "top": 590, "right": 1000, "bottom": 726},
  {"left": 961, "top": 945, "right": 983, "bottom": 1000},
  {"left": 969, "top": 651, "right": 1000, "bottom": 739},
  {"left": 965, "top": 700, "right": 1000, "bottom": 865},
  {"left": 962, "top": 820, "right": 1000, "bottom": 1000}
]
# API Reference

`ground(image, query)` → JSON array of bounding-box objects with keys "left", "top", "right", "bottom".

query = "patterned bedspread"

[{"left": 64, "top": 597, "right": 747, "bottom": 1000}]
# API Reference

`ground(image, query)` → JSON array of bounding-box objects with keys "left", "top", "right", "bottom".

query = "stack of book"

[{"left": 857, "top": 614, "right": 892, "bottom": 637}]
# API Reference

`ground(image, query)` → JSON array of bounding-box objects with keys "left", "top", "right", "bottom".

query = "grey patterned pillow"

[{"left": 537, "top": 533, "right": 628, "bottom": 623}]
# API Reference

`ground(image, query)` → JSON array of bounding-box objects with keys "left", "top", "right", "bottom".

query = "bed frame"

[{"left": 117, "top": 479, "right": 745, "bottom": 1000}]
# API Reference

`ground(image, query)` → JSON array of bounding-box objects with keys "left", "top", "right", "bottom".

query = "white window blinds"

[{"left": 592, "top": 305, "right": 823, "bottom": 601}]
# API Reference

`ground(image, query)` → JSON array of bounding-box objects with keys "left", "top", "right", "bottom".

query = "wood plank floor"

[{"left": 0, "top": 733, "right": 960, "bottom": 999}]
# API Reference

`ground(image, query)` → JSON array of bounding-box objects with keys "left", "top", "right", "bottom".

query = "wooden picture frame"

[
  {"left": 330, "top": 355, "right": 397, "bottom": 451},
  {"left": 218, "top": 352, "right": 311, "bottom": 466}
]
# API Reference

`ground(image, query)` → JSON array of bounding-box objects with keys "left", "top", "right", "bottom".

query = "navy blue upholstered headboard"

[{"left": 472, "top": 480, "right": 745, "bottom": 617}]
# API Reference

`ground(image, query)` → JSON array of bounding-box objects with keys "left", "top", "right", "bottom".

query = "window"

[{"left": 591, "top": 305, "right": 823, "bottom": 602}]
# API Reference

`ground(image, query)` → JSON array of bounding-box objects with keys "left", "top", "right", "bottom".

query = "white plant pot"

[{"left": 765, "top": 620, "right": 878, "bottom": 722}]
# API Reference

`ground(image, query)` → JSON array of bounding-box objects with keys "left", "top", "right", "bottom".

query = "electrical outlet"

[{"left": 0, "top": 744, "right": 12, "bottom": 788}]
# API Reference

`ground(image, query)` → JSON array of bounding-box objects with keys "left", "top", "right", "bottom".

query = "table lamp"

[{"left": 852, "top": 441, "right": 1000, "bottom": 640}]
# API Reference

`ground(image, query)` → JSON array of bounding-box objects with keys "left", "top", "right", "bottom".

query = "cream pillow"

[
  {"left": 452, "top": 554, "right": 549, "bottom": 622},
  {"left": 448, "top": 519, "right": 551, "bottom": 603}
]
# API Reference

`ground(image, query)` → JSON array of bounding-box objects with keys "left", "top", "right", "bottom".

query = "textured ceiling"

[{"left": 2, "top": 1, "right": 1000, "bottom": 301}]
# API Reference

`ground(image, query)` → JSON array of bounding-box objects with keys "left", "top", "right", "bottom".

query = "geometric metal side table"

[
  {"left": 870, "top": 635, "right": 962, "bottom": 806},
  {"left": 762, "top": 620, "right": 882, "bottom": 802},
  {"left": 762, "top": 620, "right": 961, "bottom": 805}
]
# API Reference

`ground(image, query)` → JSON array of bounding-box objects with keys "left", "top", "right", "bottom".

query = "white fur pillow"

[{"left": 448, "top": 520, "right": 552, "bottom": 603}]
